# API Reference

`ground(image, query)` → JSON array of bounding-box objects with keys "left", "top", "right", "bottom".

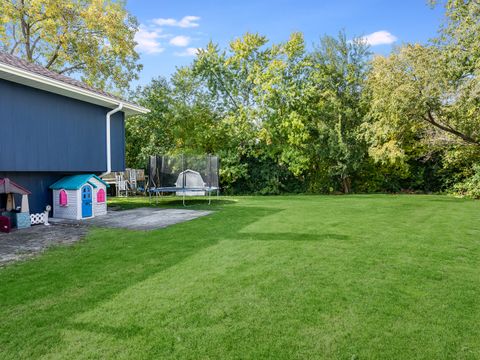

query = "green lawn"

[{"left": 1, "top": 195, "right": 480, "bottom": 359}]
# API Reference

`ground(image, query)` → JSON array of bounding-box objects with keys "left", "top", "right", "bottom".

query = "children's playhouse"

[
  {"left": 49, "top": 174, "right": 109, "bottom": 220},
  {"left": 0, "top": 178, "right": 32, "bottom": 231}
]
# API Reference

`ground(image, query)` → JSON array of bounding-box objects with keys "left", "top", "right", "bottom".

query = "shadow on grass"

[
  {"left": 153, "top": 198, "right": 237, "bottom": 207},
  {"left": 235, "top": 232, "right": 350, "bottom": 241},
  {"left": 109, "top": 196, "right": 236, "bottom": 210},
  {"left": 0, "top": 204, "right": 281, "bottom": 358}
]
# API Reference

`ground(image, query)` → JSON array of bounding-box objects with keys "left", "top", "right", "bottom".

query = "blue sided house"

[{"left": 0, "top": 52, "right": 149, "bottom": 216}]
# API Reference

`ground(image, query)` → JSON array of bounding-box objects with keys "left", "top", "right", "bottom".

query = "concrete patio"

[
  {"left": 0, "top": 207, "right": 212, "bottom": 266},
  {"left": 49, "top": 207, "right": 212, "bottom": 230}
]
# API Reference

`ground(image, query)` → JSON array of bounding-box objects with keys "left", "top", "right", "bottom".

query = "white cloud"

[
  {"left": 174, "top": 47, "right": 200, "bottom": 57},
  {"left": 136, "top": 15, "right": 202, "bottom": 55},
  {"left": 361, "top": 30, "right": 397, "bottom": 46},
  {"left": 169, "top": 35, "right": 191, "bottom": 47},
  {"left": 134, "top": 26, "right": 164, "bottom": 54},
  {"left": 153, "top": 18, "right": 177, "bottom": 26},
  {"left": 153, "top": 16, "right": 200, "bottom": 28}
]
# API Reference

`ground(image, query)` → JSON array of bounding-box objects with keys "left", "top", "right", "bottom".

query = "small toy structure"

[
  {"left": 49, "top": 174, "right": 109, "bottom": 220},
  {"left": 0, "top": 178, "right": 31, "bottom": 229}
]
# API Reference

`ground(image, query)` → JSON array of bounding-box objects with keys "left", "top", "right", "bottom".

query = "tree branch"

[
  {"left": 423, "top": 110, "right": 480, "bottom": 146},
  {"left": 44, "top": 25, "right": 70, "bottom": 69},
  {"left": 19, "top": 0, "right": 33, "bottom": 61},
  {"left": 44, "top": 42, "right": 62, "bottom": 69},
  {"left": 30, "top": 35, "right": 42, "bottom": 54},
  {"left": 210, "top": 69, "right": 240, "bottom": 111},
  {"left": 58, "top": 62, "right": 86, "bottom": 74},
  {"left": 9, "top": 24, "right": 20, "bottom": 54}
]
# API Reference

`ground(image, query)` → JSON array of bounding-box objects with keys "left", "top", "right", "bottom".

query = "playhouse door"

[{"left": 81, "top": 185, "right": 93, "bottom": 218}]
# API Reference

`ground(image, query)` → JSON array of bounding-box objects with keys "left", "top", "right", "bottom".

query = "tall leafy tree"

[
  {"left": 126, "top": 78, "right": 173, "bottom": 169},
  {"left": 256, "top": 32, "right": 315, "bottom": 179},
  {"left": 0, "top": 0, "right": 141, "bottom": 91},
  {"left": 310, "top": 33, "right": 371, "bottom": 193},
  {"left": 365, "top": 0, "right": 480, "bottom": 164},
  {"left": 192, "top": 34, "right": 270, "bottom": 189},
  {"left": 256, "top": 32, "right": 371, "bottom": 193},
  {"left": 129, "top": 32, "right": 372, "bottom": 194}
]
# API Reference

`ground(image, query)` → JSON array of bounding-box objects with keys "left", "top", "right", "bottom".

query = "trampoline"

[{"left": 147, "top": 154, "right": 220, "bottom": 205}]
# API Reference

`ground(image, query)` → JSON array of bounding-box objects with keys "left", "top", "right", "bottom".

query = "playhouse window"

[
  {"left": 97, "top": 189, "right": 106, "bottom": 203},
  {"left": 59, "top": 190, "right": 68, "bottom": 206}
]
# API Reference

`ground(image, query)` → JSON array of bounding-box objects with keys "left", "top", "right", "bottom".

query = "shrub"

[{"left": 452, "top": 165, "right": 480, "bottom": 199}]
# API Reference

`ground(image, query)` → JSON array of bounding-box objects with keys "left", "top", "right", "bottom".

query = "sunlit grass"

[{"left": 1, "top": 195, "right": 479, "bottom": 359}]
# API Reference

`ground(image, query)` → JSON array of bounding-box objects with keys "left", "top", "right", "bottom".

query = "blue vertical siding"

[
  {"left": 111, "top": 111, "right": 126, "bottom": 171},
  {"left": 0, "top": 78, "right": 125, "bottom": 172},
  {"left": 0, "top": 78, "right": 127, "bottom": 214}
]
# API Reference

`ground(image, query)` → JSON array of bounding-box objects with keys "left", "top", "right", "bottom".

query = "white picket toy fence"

[
  {"left": 30, "top": 213, "right": 45, "bottom": 225},
  {"left": 30, "top": 207, "right": 51, "bottom": 226}
]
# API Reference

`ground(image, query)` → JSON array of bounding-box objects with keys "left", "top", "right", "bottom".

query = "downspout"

[{"left": 101, "top": 103, "right": 123, "bottom": 177}]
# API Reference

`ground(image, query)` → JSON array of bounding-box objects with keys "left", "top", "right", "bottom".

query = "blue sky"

[{"left": 127, "top": 0, "right": 445, "bottom": 86}]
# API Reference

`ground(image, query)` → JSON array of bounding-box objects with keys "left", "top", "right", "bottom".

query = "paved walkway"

[
  {"left": 0, "top": 223, "right": 88, "bottom": 265},
  {"left": 0, "top": 208, "right": 212, "bottom": 266}
]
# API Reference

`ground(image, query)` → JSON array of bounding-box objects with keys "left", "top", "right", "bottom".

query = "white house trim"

[{"left": 102, "top": 103, "right": 124, "bottom": 177}]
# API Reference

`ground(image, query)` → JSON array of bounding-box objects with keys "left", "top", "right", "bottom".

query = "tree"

[
  {"left": 129, "top": 32, "right": 373, "bottom": 194},
  {"left": 254, "top": 32, "right": 371, "bottom": 193},
  {"left": 365, "top": 0, "right": 480, "bottom": 164},
  {"left": 126, "top": 70, "right": 227, "bottom": 171},
  {"left": 126, "top": 78, "right": 173, "bottom": 169},
  {"left": 0, "top": 0, "right": 141, "bottom": 91},
  {"left": 310, "top": 32, "right": 371, "bottom": 193},
  {"left": 192, "top": 34, "right": 270, "bottom": 190}
]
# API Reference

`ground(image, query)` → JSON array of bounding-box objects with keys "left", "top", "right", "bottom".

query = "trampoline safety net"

[{"left": 147, "top": 155, "right": 220, "bottom": 200}]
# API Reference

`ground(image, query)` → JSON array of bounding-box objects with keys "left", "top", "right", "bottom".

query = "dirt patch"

[{"left": 0, "top": 223, "right": 88, "bottom": 266}]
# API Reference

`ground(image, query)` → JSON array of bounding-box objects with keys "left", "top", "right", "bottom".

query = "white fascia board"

[{"left": 0, "top": 63, "right": 149, "bottom": 116}]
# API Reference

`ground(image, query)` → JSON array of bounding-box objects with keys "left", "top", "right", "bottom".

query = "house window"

[
  {"left": 59, "top": 190, "right": 68, "bottom": 206},
  {"left": 97, "top": 189, "right": 106, "bottom": 203}
]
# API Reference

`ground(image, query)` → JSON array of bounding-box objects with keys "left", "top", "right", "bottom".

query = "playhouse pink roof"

[{"left": 0, "top": 178, "right": 31, "bottom": 195}]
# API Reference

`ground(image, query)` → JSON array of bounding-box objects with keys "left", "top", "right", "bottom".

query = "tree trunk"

[
  {"left": 341, "top": 176, "right": 350, "bottom": 194},
  {"left": 19, "top": 0, "right": 33, "bottom": 61}
]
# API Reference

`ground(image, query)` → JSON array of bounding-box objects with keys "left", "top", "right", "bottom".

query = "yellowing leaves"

[{"left": 0, "top": 0, "right": 140, "bottom": 92}]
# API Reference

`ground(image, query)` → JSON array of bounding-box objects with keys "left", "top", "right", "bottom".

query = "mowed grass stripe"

[{"left": 0, "top": 195, "right": 479, "bottom": 359}]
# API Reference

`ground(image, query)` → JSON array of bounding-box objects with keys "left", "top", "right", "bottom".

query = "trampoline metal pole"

[{"left": 182, "top": 154, "right": 186, "bottom": 207}]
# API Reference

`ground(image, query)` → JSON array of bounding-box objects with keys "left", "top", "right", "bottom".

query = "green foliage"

[
  {"left": 309, "top": 33, "right": 371, "bottom": 193},
  {"left": 365, "top": 43, "right": 480, "bottom": 163},
  {"left": 126, "top": 78, "right": 173, "bottom": 168},
  {"left": 365, "top": 0, "right": 480, "bottom": 164},
  {"left": 127, "top": 32, "right": 373, "bottom": 194},
  {"left": 452, "top": 164, "right": 480, "bottom": 199},
  {"left": 0, "top": 0, "right": 141, "bottom": 92},
  {"left": 126, "top": 0, "right": 480, "bottom": 196}
]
